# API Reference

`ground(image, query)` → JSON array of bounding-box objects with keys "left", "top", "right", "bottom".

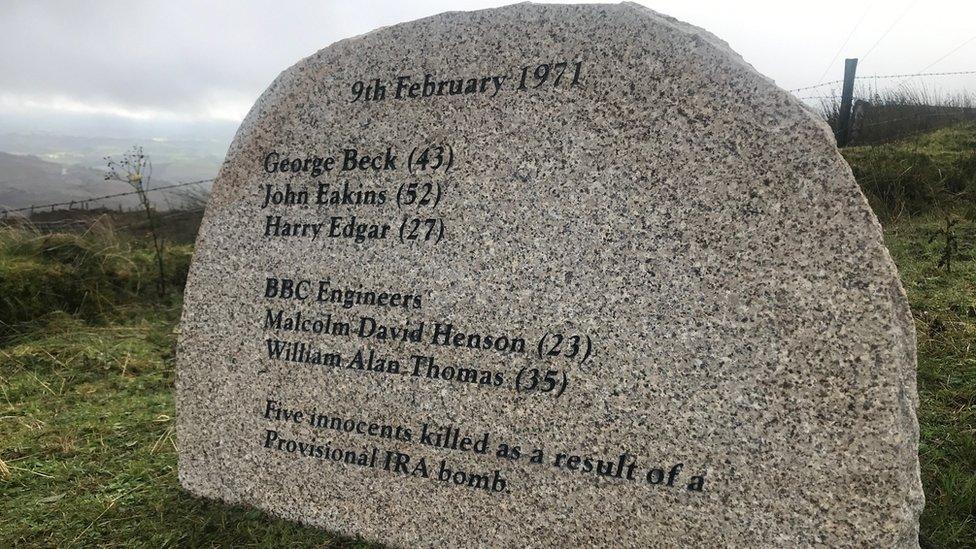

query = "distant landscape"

[{"left": 0, "top": 132, "right": 225, "bottom": 211}]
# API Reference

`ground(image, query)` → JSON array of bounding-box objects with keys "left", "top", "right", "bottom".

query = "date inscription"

[{"left": 350, "top": 60, "right": 583, "bottom": 102}]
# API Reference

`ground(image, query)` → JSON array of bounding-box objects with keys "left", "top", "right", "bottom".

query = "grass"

[
  {"left": 0, "top": 224, "right": 191, "bottom": 332},
  {"left": 884, "top": 217, "right": 976, "bottom": 547},
  {"left": 842, "top": 123, "right": 976, "bottom": 221},
  {"left": 819, "top": 84, "right": 976, "bottom": 146},
  {"left": 0, "top": 299, "right": 363, "bottom": 547},
  {"left": 1, "top": 125, "right": 975, "bottom": 547},
  {"left": 0, "top": 228, "right": 362, "bottom": 547}
]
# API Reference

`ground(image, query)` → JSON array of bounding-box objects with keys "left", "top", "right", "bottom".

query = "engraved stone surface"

[{"left": 176, "top": 3, "right": 923, "bottom": 547}]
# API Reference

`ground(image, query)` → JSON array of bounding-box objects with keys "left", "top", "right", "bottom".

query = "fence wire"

[
  {"left": 0, "top": 178, "right": 213, "bottom": 217},
  {"left": 789, "top": 70, "right": 976, "bottom": 93}
]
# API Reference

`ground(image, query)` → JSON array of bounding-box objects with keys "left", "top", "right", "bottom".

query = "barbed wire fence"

[
  {"left": 788, "top": 68, "right": 976, "bottom": 146},
  {"left": 0, "top": 178, "right": 213, "bottom": 235},
  {"left": 0, "top": 179, "right": 212, "bottom": 217},
  {"left": 788, "top": 7, "right": 976, "bottom": 144},
  {"left": 788, "top": 70, "right": 976, "bottom": 94}
]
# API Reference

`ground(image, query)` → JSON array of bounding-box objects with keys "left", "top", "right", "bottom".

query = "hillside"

[
  {"left": 0, "top": 152, "right": 204, "bottom": 213},
  {"left": 0, "top": 132, "right": 226, "bottom": 183},
  {"left": 0, "top": 152, "right": 127, "bottom": 210}
]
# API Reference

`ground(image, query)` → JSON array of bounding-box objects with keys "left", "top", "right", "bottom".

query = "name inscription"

[{"left": 221, "top": 56, "right": 710, "bottom": 498}]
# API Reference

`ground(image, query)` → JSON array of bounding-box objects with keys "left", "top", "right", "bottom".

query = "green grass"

[
  {"left": 885, "top": 217, "right": 976, "bottom": 547},
  {"left": 855, "top": 124, "right": 976, "bottom": 548},
  {"left": 0, "top": 225, "right": 191, "bottom": 332},
  {"left": 0, "top": 229, "right": 365, "bottom": 547},
  {"left": 843, "top": 123, "right": 976, "bottom": 222},
  {"left": 1, "top": 125, "right": 975, "bottom": 547},
  {"left": 0, "top": 307, "right": 365, "bottom": 547}
]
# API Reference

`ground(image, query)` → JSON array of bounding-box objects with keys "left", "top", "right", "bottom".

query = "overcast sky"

[{"left": 1, "top": 0, "right": 974, "bottom": 139}]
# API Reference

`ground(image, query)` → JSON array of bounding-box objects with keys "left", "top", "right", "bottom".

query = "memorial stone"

[{"left": 177, "top": 3, "right": 923, "bottom": 546}]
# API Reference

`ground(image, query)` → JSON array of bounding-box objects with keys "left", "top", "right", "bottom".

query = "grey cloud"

[{"left": 0, "top": 0, "right": 468, "bottom": 114}]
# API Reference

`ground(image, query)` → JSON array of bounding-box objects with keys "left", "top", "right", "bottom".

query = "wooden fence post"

[{"left": 837, "top": 58, "right": 858, "bottom": 146}]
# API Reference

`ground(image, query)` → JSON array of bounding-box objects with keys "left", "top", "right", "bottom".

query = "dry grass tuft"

[{"left": 0, "top": 457, "right": 11, "bottom": 481}]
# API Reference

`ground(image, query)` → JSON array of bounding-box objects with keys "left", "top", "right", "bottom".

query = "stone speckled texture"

[{"left": 176, "top": 3, "right": 923, "bottom": 547}]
